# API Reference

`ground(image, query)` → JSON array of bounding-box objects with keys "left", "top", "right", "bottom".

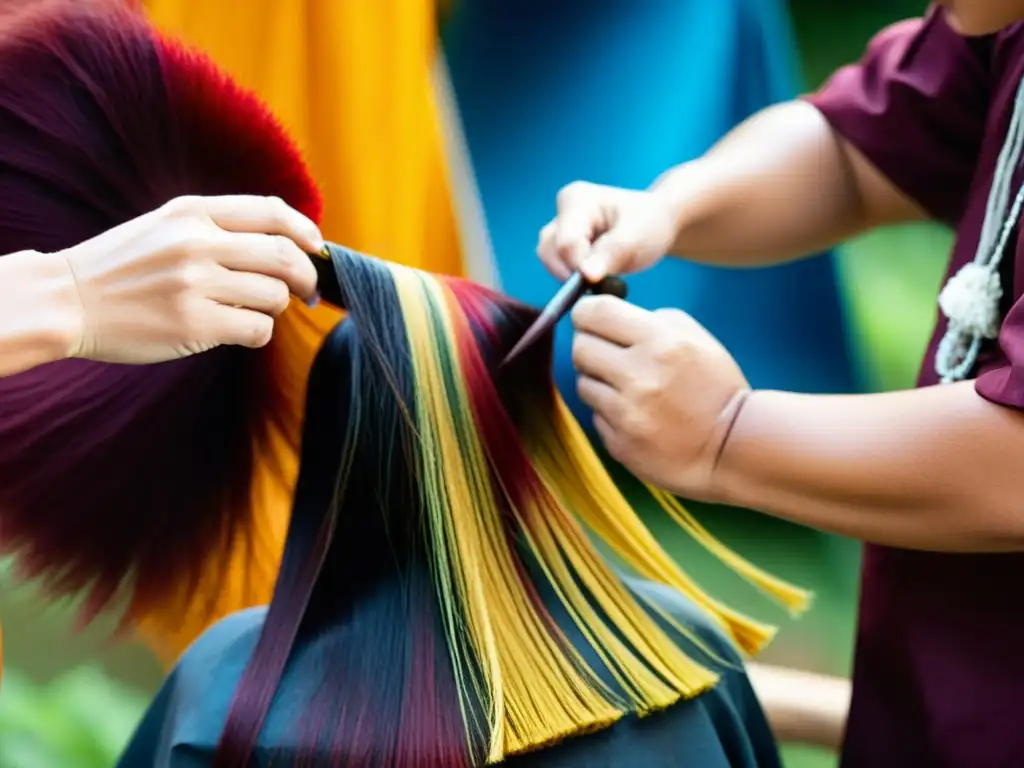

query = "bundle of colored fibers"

[
  {"left": 204, "top": 244, "right": 811, "bottom": 766},
  {"left": 0, "top": 1, "right": 811, "bottom": 764}
]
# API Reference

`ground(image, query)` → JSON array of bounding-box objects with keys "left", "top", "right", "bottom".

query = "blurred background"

[{"left": 0, "top": 1, "right": 948, "bottom": 766}]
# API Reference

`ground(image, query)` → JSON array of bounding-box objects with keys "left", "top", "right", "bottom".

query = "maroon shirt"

[{"left": 806, "top": 6, "right": 1024, "bottom": 766}]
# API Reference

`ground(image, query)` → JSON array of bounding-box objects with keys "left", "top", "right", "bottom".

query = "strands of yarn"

[
  {"left": 213, "top": 245, "right": 812, "bottom": 766},
  {"left": 935, "top": 75, "right": 1024, "bottom": 383}
]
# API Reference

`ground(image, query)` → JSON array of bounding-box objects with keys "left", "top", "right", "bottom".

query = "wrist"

[
  {"left": 6, "top": 250, "right": 82, "bottom": 366},
  {"left": 704, "top": 386, "right": 754, "bottom": 505},
  {"left": 709, "top": 389, "right": 800, "bottom": 513},
  {"left": 38, "top": 251, "right": 83, "bottom": 360}
]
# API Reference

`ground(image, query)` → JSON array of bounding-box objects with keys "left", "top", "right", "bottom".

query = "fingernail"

[
  {"left": 306, "top": 292, "right": 321, "bottom": 308},
  {"left": 580, "top": 253, "right": 607, "bottom": 282}
]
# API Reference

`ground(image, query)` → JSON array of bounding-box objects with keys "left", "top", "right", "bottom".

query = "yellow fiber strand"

[
  {"left": 646, "top": 486, "right": 814, "bottom": 616},
  {"left": 394, "top": 269, "right": 497, "bottom": 759},
  {"left": 525, "top": 499, "right": 719, "bottom": 702},
  {"left": 397, "top": 270, "right": 629, "bottom": 761},
  {"left": 383, "top": 262, "right": 810, "bottom": 761},
  {"left": 530, "top": 399, "right": 794, "bottom": 656},
  {"left": 426, "top": 291, "right": 623, "bottom": 759}
]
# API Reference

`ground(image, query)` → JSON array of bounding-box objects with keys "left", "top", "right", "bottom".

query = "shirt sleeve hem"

[
  {"left": 801, "top": 92, "right": 952, "bottom": 227},
  {"left": 976, "top": 366, "right": 1024, "bottom": 410}
]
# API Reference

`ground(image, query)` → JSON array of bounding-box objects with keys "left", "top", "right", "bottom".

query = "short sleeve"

[
  {"left": 976, "top": 301, "right": 1024, "bottom": 407},
  {"left": 803, "top": 5, "right": 994, "bottom": 227}
]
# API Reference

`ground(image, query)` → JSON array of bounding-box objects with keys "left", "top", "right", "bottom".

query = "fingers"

[
  {"left": 213, "top": 232, "right": 318, "bottom": 302},
  {"left": 208, "top": 269, "right": 292, "bottom": 317},
  {"left": 172, "top": 195, "right": 324, "bottom": 254},
  {"left": 537, "top": 221, "right": 571, "bottom": 280},
  {"left": 584, "top": 231, "right": 633, "bottom": 282},
  {"left": 554, "top": 226, "right": 596, "bottom": 277},
  {"left": 571, "top": 294, "right": 654, "bottom": 347},
  {"left": 577, "top": 373, "right": 623, "bottom": 418},
  {"left": 538, "top": 217, "right": 623, "bottom": 283},
  {"left": 592, "top": 412, "right": 622, "bottom": 460},
  {"left": 579, "top": 245, "right": 611, "bottom": 282},
  {"left": 537, "top": 182, "right": 605, "bottom": 280},
  {"left": 538, "top": 181, "right": 658, "bottom": 282},
  {"left": 206, "top": 304, "right": 276, "bottom": 350},
  {"left": 572, "top": 331, "right": 628, "bottom": 387},
  {"left": 555, "top": 182, "right": 603, "bottom": 273},
  {"left": 579, "top": 376, "right": 630, "bottom": 462},
  {"left": 538, "top": 216, "right": 595, "bottom": 281}
]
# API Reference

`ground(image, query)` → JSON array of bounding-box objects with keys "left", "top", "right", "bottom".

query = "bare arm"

[
  {"left": 0, "top": 250, "right": 79, "bottom": 377},
  {"left": 0, "top": 195, "right": 323, "bottom": 378},
  {"left": 746, "top": 662, "right": 850, "bottom": 751},
  {"left": 652, "top": 101, "right": 927, "bottom": 267},
  {"left": 714, "top": 382, "right": 1024, "bottom": 552}
]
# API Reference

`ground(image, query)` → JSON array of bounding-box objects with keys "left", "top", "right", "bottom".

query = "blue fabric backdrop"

[{"left": 443, "top": 0, "right": 856, "bottom": 420}]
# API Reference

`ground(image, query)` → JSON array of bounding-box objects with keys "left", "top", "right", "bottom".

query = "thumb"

[{"left": 580, "top": 232, "right": 637, "bottom": 281}]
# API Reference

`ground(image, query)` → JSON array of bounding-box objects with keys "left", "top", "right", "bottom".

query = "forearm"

[
  {"left": 0, "top": 251, "right": 78, "bottom": 376},
  {"left": 713, "top": 383, "right": 1024, "bottom": 552},
  {"left": 746, "top": 662, "right": 849, "bottom": 751},
  {"left": 651, "top": 101, "right": 926, "bottom": 267}
]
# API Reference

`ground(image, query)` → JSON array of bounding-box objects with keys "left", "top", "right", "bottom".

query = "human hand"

[
  {"left": 56, "top": 195, "right": 323, "bottom": 364},
  {"left": 570, "top": 295, "right": 749, "bottom": 501},
  {"left": 536, "top": 181, "right": 680, "bottom": 282}
]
